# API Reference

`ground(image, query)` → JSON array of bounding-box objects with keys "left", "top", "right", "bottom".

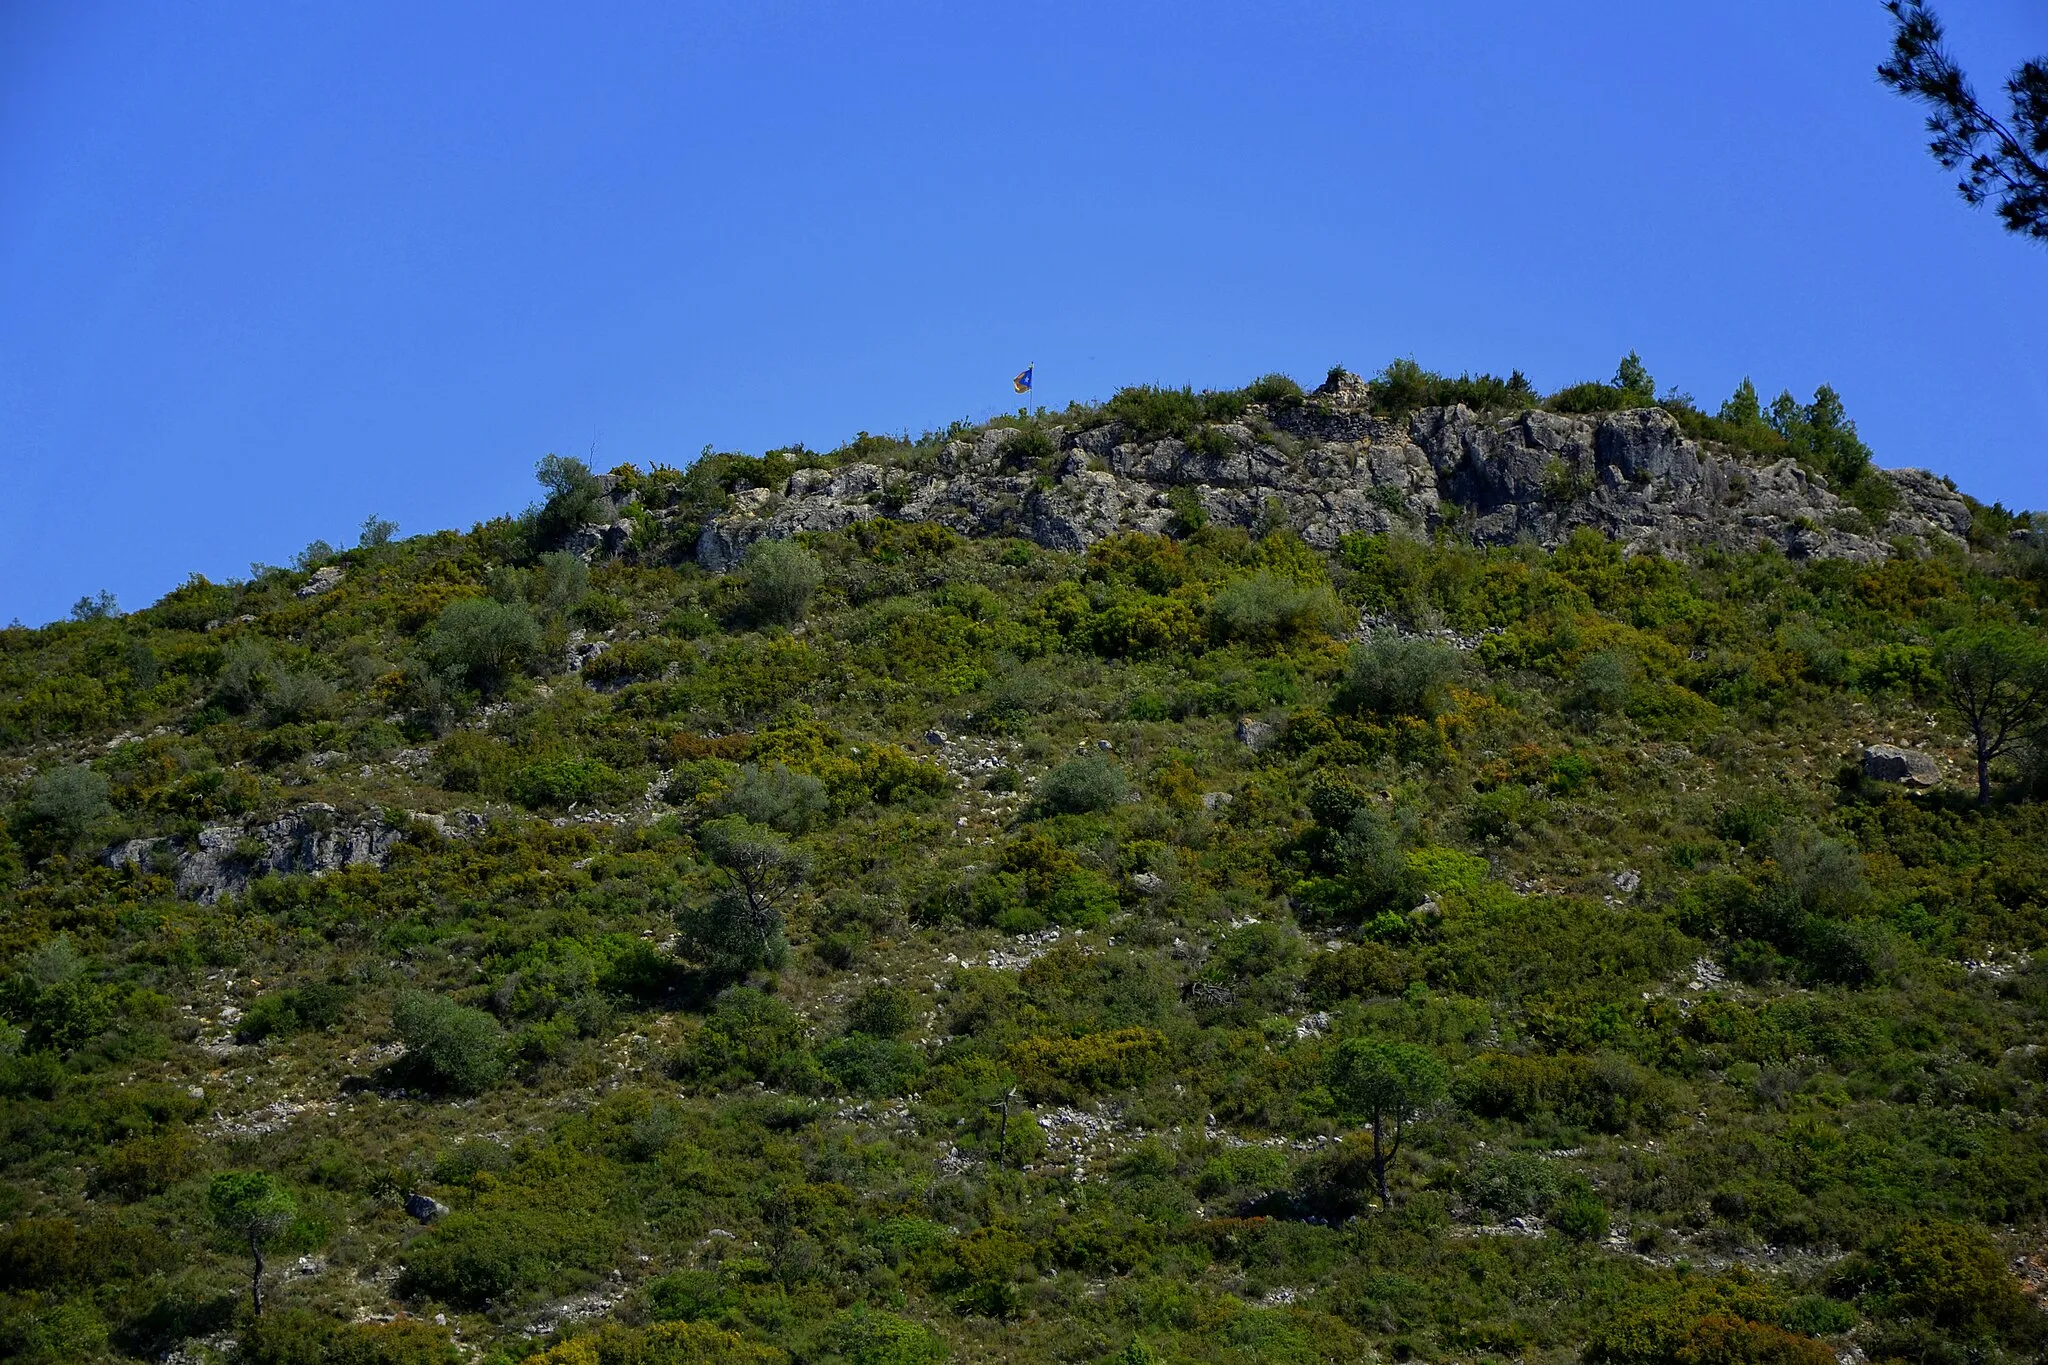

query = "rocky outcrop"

[
  {"left": 296, "top": 565, "right": 346, "bottom": 598},
  {"left": 562, "top": 473, "right": 642, "bottom": 563},
  {"left": 105, "top": 804, "right": 485, "bottom": 903},
  {"left": 681, "top": 375, "right": 1974, "bottom": 571}
]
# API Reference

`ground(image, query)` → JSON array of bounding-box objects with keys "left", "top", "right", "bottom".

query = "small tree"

[
  {"left": 1337, "top": 635, "right": 1460, "bottom": 720},
  {"left": 17, "top": 765, "right": 111, "bottom": 854},
  {"left": 533, "top": 454, "right": 606, "bottom": 545},
  {"left": 743, "top": 539, "right": 824, "bottom": 626},
  {"left": 680, "top": 817, "right": 811, "bottom": 975},
  {"left": 426, "top": 597, "right": 541, "bottom": 696},
  {"left": 70, "top": 590, "right": 118, "bottom": 622},
  {"left": 208, "top": 1171, "right": 296, "bottom": 1315},
  {"left": 392, "top": 991, "right": 507, "bottom": 1094},
  {"left": 1939, "top": 625, "right": 2048, "bottom": 804},
  {"left": 1327, "top": 1038, "right": 1447, "bottom": 1207},
  {"left": 1612, "top": 351, "right": 1655, "bottom": 403}
]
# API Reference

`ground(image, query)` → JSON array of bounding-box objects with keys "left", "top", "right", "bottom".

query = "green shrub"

[
  {"left": 824, "top": 1306, "right": 948, "bottom": 1364},
  {"left": 1369, "top": 359, "right": 1536, "bottom": 419},
  {"left": 92, "top": 1128, "right": 202, "bottom": 1199},
  {"left": 1547, "top": 381, "right": 1635, "bottom": 415},
  {"left": 1209, "top": 573, "right": 1348, "bottom": 649},
  {"left": 426, "top": 597, "right": 541, "bottom": 695},
  {"left": 0, "top": 1297, "right": 110, "bottom": 1365},
  {"left": 1841, "top": 1219, "right": 2038, "bottom": 1341},
  {"left": 1102, "top": 385, "right": 1248, "bottom": 441},
  {"left": 1336, "top": 636, "right": 1460, "bottom": 719},
  {"left": 1305, "top": 943, "right": 1411, "bottom": 1003},
  {"left": 1568, "top": 649, "right": 1635, "bottom": 716},
  {"left": 237, "top": 983, "right": 351, "bottom": 1043},
  {"left": 532, "top": 454, "right": 607, "bottom": 547},
  {"left": 743, "top": 540, "right": 823, "bottom": 626},
  {"left": 1243, "top": 373, "right": 1304, "bottom": 406},
  {"left": 391, "top": 992, "right": 506, "bottom": 1095},
  {"left": 637, "top": 1268, "right": 734, "bottom": 1323},
  {"left": 818, "top": 1034, "right": 924, "bottom": 1096},
  {"left": 1009, "top": 1028, "right": 1167, "bottom": 1101},
  {"left": 713, "top": 762, "right": 828, "bottom": 834},
  {"left": 534, "top": 550, "right": 591, "bottom": 615},
  {"left": 14, "top": 765, "right": 111, "bottom": 852},
  {"left": 1455, "top": 1052, "right": 1676, "bottom": 1133},
  {"left": 507, "top": 757, "right": 629, "bottom": 811},
  {"left": 3, "top": 937, "right": 115, "bottom": 1053},
  {"left": 521, "top": 1320, "right": 784, "bottom": 1365},
  {"left": 1464, "top": 1152, "right": 1561, "bottom": 1218},
  {"left": 1165, "top": 487, "right": 1208, "bottom": 536},
  {"left": 241, "top": 1309, "right": 460, "bottom": 1365},
  {"left": 672, "top": 988, "right": 821, "bottom": 1092},
  {"left": 396, "top": 1208, "right": 621, "bottom": 1309},
  {"left": 1035, "top": 755, "right": 1127, "bottom": 815},
  {"left": 0, "top": 1216, "right": 174, "bottom": 1288},
  {"left": 1589, "top": 1309, "right": 1835, "bottom": 1365},
  {"left": 845, "top": 984, "right": 919, "bottom": 1038},
  {"left": 1552, "top": 1186, "right": 1609, "bottom": 1243}
]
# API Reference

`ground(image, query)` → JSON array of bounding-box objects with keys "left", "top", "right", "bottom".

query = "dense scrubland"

[{"left": 4, "top": 361, "right": 2048, "bottom": 1365}]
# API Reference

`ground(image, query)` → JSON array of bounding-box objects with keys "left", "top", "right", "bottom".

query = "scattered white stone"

[{"left": 1687, "top": 957, "right": 1727, "bottom": 992}]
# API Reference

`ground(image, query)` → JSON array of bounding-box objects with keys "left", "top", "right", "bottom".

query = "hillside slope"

[{"left": 4, "top": 364, "right": 2048, "bottom": 1365}]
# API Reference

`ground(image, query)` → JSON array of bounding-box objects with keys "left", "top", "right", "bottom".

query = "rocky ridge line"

[{"left": 566, "top": 371, "right": 1973, "bottom": 570}]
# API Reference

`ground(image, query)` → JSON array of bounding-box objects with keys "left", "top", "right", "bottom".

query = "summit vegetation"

[{"left": 4, "top": 360, "right": 2048, "bottom": 1365}]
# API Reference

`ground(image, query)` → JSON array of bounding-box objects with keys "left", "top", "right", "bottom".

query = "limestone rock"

[
  {"left": 105, "top": 804, "right": 482, "bottom": 903},
  {"left": 649, "top": 392, "right": 1969, "bottom": 574},
  {"left": 295, "top": 565, "right": 345, "bottom": 598},
  {"left": 1236, "top": 718, "right": 1276, "bottom": 751},
  {"left": 1862, "top": 744, "right": 1942, "bottom": 788}
]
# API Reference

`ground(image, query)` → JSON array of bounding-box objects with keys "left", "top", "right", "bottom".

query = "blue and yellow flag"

[{"left": 1013, "top": 365, "right": 1033, "bottom": 394}]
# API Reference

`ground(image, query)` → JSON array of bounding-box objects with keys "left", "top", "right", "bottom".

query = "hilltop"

[{"left": 3, "top": 359, "right": 2047, "bottom": 1365}]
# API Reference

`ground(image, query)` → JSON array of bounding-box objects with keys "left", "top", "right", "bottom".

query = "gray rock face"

[
  {"left": 296, "top": 565, "right": 346, "bottom": 598},
  {"left": 1862, "top": 744, "right": 1943, "bottom": 788},
  {"left": 105, "top": 804, "right": 484, "bottom": 903},
  {"left": 678, "top": 377, "right": 1973, "bottom": 571}
]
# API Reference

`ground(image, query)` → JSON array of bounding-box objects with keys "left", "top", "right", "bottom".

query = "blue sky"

[{"left": 3, "top": 1, "right": 2044, "bottom": 626}]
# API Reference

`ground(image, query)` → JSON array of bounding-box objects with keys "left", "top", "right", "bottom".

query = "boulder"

[
  {"left": 405, "top": 1193, "right": 451, "bottom": 1223},
  {"left": 1862, "top": 744, "right": 1942, "bottom": 788},
  {"left": 1236, "top": 718, "right": 1276, "bottom": 752}
]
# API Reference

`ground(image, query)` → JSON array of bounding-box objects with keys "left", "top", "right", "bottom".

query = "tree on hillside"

[
  {"left": 208, "top": 1171, "right": 297, "bottom": 1315},
  {"left": 680, "top": 817, "right": 811, "bottom": 975},
  {"left": 1879, "top": 0, "right": 2047, "bottom": 242},
  {"left": 1939, "top": 625, "right": 2048, "bottom": 804},
  {"left": 1328, "top": 1038, "right": 1447, "bottom": 1207}
]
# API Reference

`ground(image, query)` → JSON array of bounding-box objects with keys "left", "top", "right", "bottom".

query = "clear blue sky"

[{"left": 3, "top": 1, "right": 2044, "bottom": 626}]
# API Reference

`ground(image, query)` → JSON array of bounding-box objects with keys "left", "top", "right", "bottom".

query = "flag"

[{"left": 1013, "top": 365, "right": 1033, "bottom": 394}]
